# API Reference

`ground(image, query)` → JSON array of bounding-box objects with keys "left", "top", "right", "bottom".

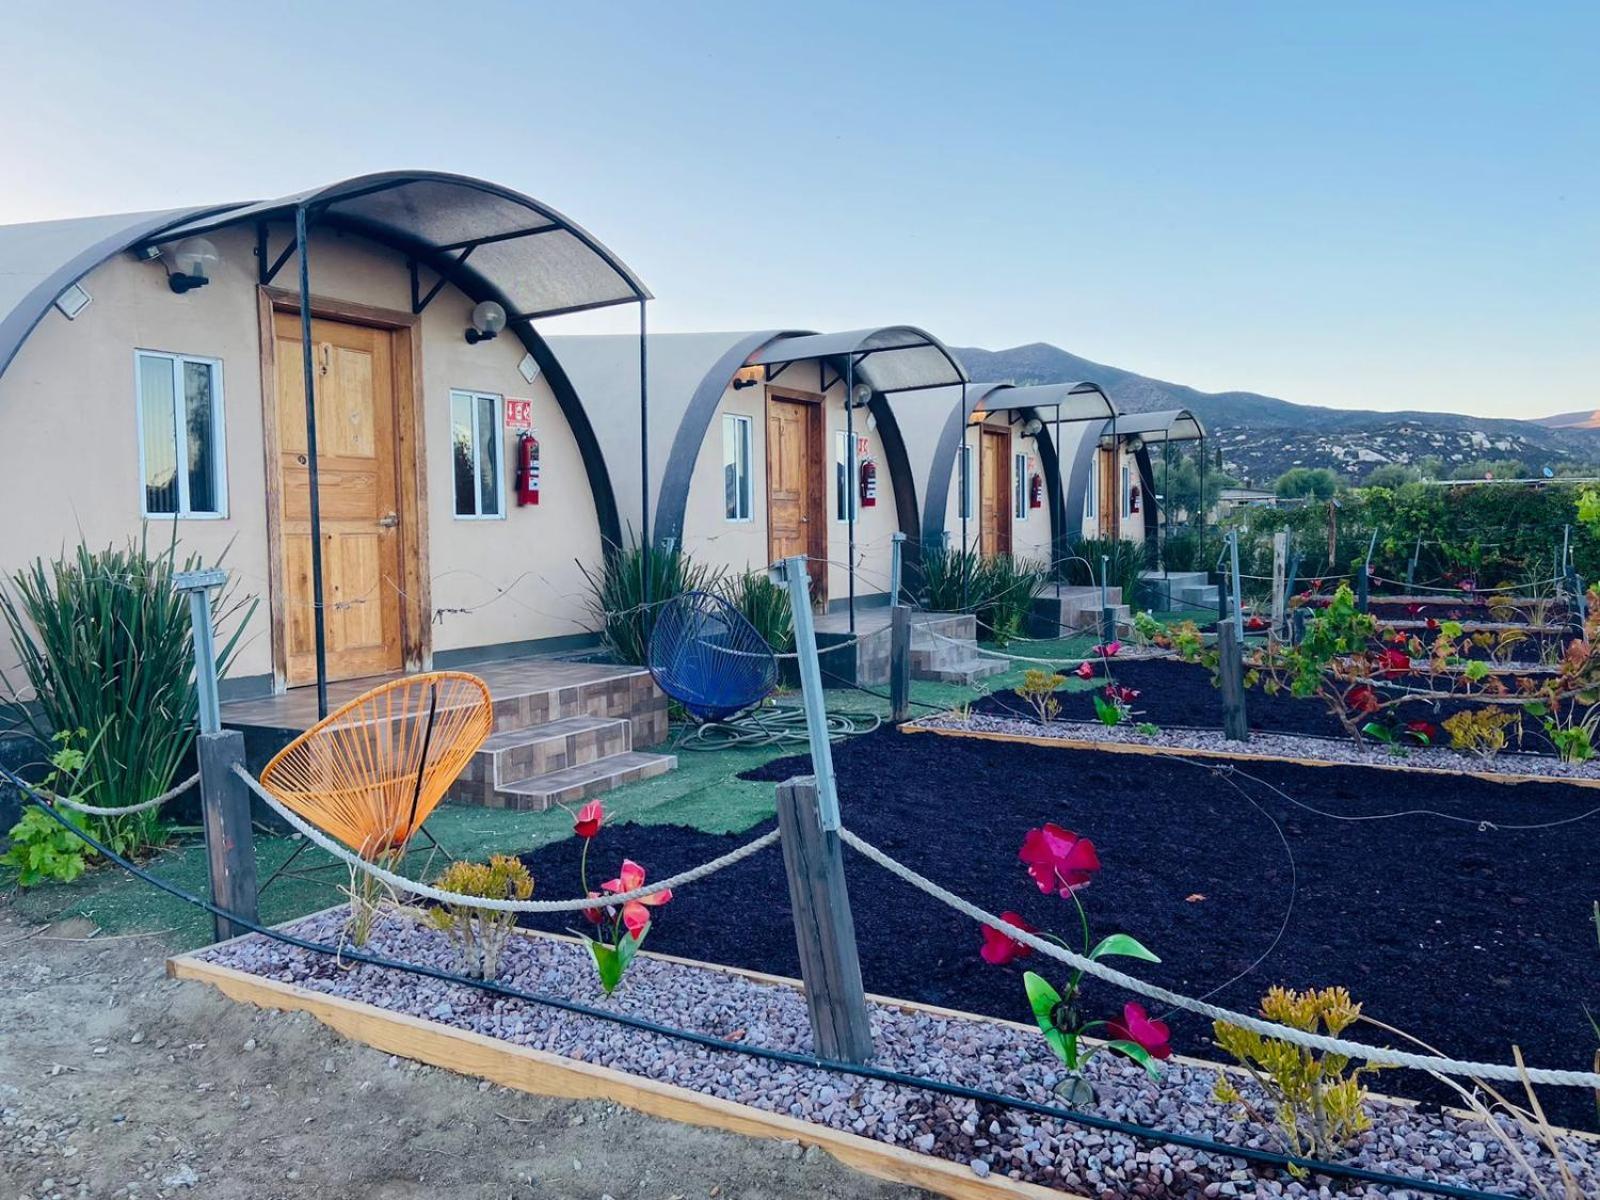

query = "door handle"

[{"left": 377, "top": 512, "right": 399, "bottom": 529}]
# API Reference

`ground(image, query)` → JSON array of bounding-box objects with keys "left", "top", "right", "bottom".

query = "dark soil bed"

[
  {"left": 975, "top": 657, "right": 1555, "bottom": 745},
  {"left": 515, "top": 727, "right": 1600, "bottom": 1129}
]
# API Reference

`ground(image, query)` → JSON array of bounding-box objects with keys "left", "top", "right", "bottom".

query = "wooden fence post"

[
  {"left": 890, "top": 603, "right": 911, "bottom": 723},
  {"left": 1270, "top": 531, "right": 1287, "bottom": 638},
  {"left": 1356, "top": 562, "right": 1370, "bottom": 612},
  {"left": 1216, "top": 619, "right": 1249, "bottom": 742},
  {"left": 775, "top": 776, "right": 873, "bottom": 1063},
  {"left": 197, "top": 730, "right": 258, "bottom": 942}
]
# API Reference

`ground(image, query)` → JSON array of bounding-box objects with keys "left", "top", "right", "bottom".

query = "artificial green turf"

[{"left": 2, "top": 610, "right": 1212, "bottom": 948}]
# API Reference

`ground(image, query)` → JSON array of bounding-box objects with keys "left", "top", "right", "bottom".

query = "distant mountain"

[{"left": 954, "top": 342, "right": 1600, "bottom": 486}]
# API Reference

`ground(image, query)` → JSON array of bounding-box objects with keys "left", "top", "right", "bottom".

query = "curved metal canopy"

[
  {"left": 749, "top": 325, "right": 968, "bottom": 393},
  {"left": 1101, "top": 407, "right": 1205, "bottom": 443},
  {"left": 970, "top": 380, "right": 1117, "bottom": 423}
]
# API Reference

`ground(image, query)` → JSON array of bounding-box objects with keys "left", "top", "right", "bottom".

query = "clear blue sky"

[{"left": 2, "top": 2, "right": 1594, "bottom": 419}]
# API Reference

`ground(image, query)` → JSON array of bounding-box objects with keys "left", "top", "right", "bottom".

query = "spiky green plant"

[
  {"left": 915, "top": 544, "right": 985, "bottom": 613},
  {"left": 721, "top": 570, "right": 793, "bottom": 654},
  {"left": 0, "top": 532, "right": 254, "bottom": 857},
  {"left": 974, "top": 554, "right": 1048, "bottom": 646},
  {"left": 1063, "top": 538, "right": 1153, "bottom": 613},
  {"left": 578, "top": 535, "right": 721, "bottom": 666}
]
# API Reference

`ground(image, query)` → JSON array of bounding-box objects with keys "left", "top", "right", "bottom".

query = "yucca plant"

[
  {"left": 578, "top": 535, "right": 721, "bottom": 666},
  {"left": 0, "top": 532, "right": 254, "bottom": 857},
  {"left": 916, "top": 543, "right": 985, "bottom": 613},
  {"left": 975, "top": 554, "right": 1048, "bottom": 646},
  {"left": 722, "top": 570, "right": 793, "bottom": 654}
]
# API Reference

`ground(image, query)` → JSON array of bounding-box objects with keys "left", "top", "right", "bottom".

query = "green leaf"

[
  {"left": 1088, "top": 933, "right": 1161, "bottom": 964},
  {"left": 1104, "top": 1038, "right": 1164, "bottom": 1080},
  {"left": 1022, "top": 971, "right": 1075, "bottom": 1068}
]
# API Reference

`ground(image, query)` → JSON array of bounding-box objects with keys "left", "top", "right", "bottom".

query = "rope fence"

[{"left": 47, "top": 771, "right": 200, "bottom": 817}]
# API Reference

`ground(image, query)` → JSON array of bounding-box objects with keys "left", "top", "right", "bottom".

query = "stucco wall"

[
  {"left": 678, "top": 371, "right": 903, "bottom": 605},
  {"left": 938, "top": 412, "right": 1054, "bottom": 561},
  {"left": 0, "top": 224, "right": 603, "bottom": 693}
]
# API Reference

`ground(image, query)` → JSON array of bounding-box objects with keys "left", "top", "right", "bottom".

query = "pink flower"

[
  {"left": 1103, "top": 684, "right": 1140, "bottom": 704},
  {"left": 1075, "top": 662, "right": 1095, "bottom": 680},
  {"left": 573, "top": 800, "right": 604, "bottom": 839},
  {"left": 1347, "top": 685, "right": 1379, "bottom": 714},
  {"left": 1091, "top": 640, "right": 1122, "bottom": 658},
  {"left": 580, "top": 890, "right": 606, "bottom": 926},
  {"left": 1378, "top": 648, "right": 1410, "bottom": 676},
  {"left": 602, "top": 859, "right": 672, "bottom": 937},
  {"left": 1106, "top": 1002, "right": 1172, "bottom": 1060},
  {"left": 979, "top": 912, "right": 1036, "bottom": 965},
  {"left": 1019, "top": 824, "right": 1101, "bottom": 897}
]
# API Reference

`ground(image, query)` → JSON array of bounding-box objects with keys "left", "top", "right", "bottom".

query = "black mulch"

[
  {"left": 516, "top": 726, "right": 1600, "bottom": 1128},
  {"left": 974, "top": 657, "right": 1553, "bottom": 744}
]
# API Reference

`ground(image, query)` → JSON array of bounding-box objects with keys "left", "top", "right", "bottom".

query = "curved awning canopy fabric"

[
  {"left": 969, "top": 380, "right": 1118, "bottom": 423},
  {"left": 1101, "top": 407, "right": 1206, "bottom": 443},
  {"left": 748, "top": 325, "right": 969, "bottom": 394}
]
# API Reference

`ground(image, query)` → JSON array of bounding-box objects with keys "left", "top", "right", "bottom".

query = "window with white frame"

[
  {"left": 1122, "top": 462, "right": 1133, "bottom": 517},
  {"left": 451, "top": 390, "right": 505, "bottom": 519},
  {"left": 957, "top": 443, "right": 975, "bottom": 520},
  {"left": 1084, "top": 452, "right": 1098, "bottom": 518},
  {"left": 1014, "top": 451, "right": 1028, "bottom": 520},
  {"left": 723, "top": 413, "right": 752, "bottom": 521},
  {"left": 136, "top": 350, "right": 226, "bottom": 518},
  {"left": 834, "top": 430, "right": 856, "bottom": 521}
]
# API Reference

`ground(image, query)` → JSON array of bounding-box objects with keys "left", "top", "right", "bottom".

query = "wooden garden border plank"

[
  {"left": 901, "top": 722, "right": 1600, "bottom": 791},
  {"left": 167, "top": 953, "right": 1072, "bottom": 1200}
]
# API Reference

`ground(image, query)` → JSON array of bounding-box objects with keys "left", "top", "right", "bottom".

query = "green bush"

[
  {"left": 0, "top": 534, "right": 253, "bottom": 859},
  {"left": 579, "top": 536, "right": 721, "bottom": 666},
  {"left": 915, "top": 544, "right": 984, "bottom": 613},
  {"left": 721, "top": 571, "right": 794, "bottom": 654},
  {"left": 974, "top": 554, "right": 1048, "bottom": 646},
  {"left": 1062, "top": 538, "right": 1152, "bottom": 613},
  {"left": 1159, "top": 527, "right": 1224, "bottom": 574}
]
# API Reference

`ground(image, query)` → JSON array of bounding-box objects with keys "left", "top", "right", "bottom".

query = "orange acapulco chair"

[{"left": 260, "top": 671, "right": 494, "bottom": 860}]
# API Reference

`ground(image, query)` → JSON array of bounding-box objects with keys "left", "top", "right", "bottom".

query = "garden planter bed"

[
  {"left": 979, "top": 658, "right": 1570, "bottom": 747},
  {"left": 176, "top": 912, "right": 1597, "bottom": 1199}
]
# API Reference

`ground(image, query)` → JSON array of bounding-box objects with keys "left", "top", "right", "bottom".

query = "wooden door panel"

[
  {"left": 765, "top": 394, "right": 825, "bottom": 603},
  {"left": 272, "top": 311, "right": 405, "bottom": 687},
  {"left": 980, "top": 429, "right": 1011, "bottom": 557}
]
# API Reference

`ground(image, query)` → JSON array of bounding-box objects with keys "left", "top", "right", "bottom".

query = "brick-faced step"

[
  {"left": 490, "top": 751, "right": 678, "bottom": 812},
  {"left": 459, "top": 715, "right": 632, "bottom": 791},
  {"left": 922, "top": 655, "right": 1008, "bottom": 685}
]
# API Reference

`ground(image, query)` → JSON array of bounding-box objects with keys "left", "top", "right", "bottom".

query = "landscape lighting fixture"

[
  {"left": 465, "top": 300, "right": 507, "bottom": 344},
  {"left": 167, "top": 237, "right": 219, "bottom": 293}
]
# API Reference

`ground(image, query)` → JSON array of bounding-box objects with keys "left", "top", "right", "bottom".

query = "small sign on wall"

[{"left": 505, "top": 398, "right": 534, "bottom": 429}]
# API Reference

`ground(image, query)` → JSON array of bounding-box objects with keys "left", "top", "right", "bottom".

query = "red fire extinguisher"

[
  {"left": 1029, "top": 472, "right": 1043, "bottom": 509},
  {"left": 1129, "top": 484, "right": 1141, "bottom": 514},
  {"left": 858, "top": 457, "right": 878, "bottom": 508},
  {"left": 515, "top": 431, "right": 540, "bottom": 506}
]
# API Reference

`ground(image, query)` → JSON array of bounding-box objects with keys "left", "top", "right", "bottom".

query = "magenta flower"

[
  {"left": 1075, "top": 662, "right": 1095, "bottom": 680},
  {"left": 1019, "top": 824, "right": 1101, "bottom": 897},
  {"left": 602, "top": 859, "right": 672, "bottom": 937},
  {"left": 1106, "top": 1002, "right": 1172, "bottom": 1060},
  {"left": 979, "top": 911, "right": 1037, "bottom": 965}
]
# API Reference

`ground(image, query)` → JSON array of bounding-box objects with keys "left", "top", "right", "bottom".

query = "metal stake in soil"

[
  {"left": 890, "top": 603, "right": 911, "bottom": 724},
  {"left": 1216, "top": 619, "right": 1249, "bottom": 742}
]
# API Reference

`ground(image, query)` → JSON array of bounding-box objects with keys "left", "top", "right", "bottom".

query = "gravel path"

[
  {"left": 201, "top": 911, "right": 1598, "bottom": 1199},
  {"left": 919, "top": 712, "right": 1600, "bottom": 783}
]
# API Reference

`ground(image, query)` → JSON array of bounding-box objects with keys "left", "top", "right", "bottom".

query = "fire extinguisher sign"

[{"left": 504, "top": 398, "right": 533, "bottom": 429}]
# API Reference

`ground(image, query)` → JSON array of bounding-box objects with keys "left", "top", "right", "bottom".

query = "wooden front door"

[
  {"left": 271, "top": 311, "right": 407, "bottom": 686},
  {"left": 980, "top": 428, "right": 1012, "bottom": 557},
  {"left": 1098, "top": 446, "right": 1120, "bottom": 538},
  {"left": 766, "top": 392, "right": 825, "bottom": 603}
]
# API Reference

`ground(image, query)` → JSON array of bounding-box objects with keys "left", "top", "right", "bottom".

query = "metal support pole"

[
  {"left": 774, "top": 775, "right": 873, "bottom": 1063},
  {"left": 890, "top": 603, "right": 911, "bottom": 724},
  {"left": 639, "top": 300, "right": 650, "bottom": 604},
  {"left": 1270, "top": 530, "right": 1288, "bottom": 641},
  {"left": 295, "top": 205, "right": 329, "bottom": 719},
  {"left": 1282, "top": 548, "right": 1302, "bottom": 641},
  {"left": 958, "top": 382, "right": 969, "bottom": 609},
  {"left": 1052, "top": 405, "right": 1063, "bottom": 599},
  {"left": 176, "top": 568, "right": 228, "bottom": 734},
  {"left": 1407, "top": 533, "right": 1423, "bottom": 590},
  {"left": 845, "top": 356, "right": 857, "bottom": 633},
  {"left": 776, "top": 556, "right": 842, "bottom": 831},
  {"left": 888, "top": 531, "right": 905, "bottom": 606},
  {"left": 1357, "top": 562, "right": 1370, "bottom": 612},
  {"left": 1216, "top": 619, "right": 1249, "bottom": 742},
  {"left": 1228, "top": 529, "right": 1244, "bottom": 640}
]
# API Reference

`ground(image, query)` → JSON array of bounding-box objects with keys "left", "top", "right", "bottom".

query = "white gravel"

[
  {"left": 198, "top": 911, "right": 1597, "bottom": 1199},
  {"left": 915, "top": 713, "right": 1600, "bottom": 782}
]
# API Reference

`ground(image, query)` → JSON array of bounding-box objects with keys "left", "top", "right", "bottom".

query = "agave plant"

[
  {"left": 0, "top": 532, "right": 254, "bottom": 856},
  {"left": 578, "top": 534, "right": 721, "bottom": 666},
  {"left": 974, "top": 554, "right": 1048, "bottom": 646},
  {"left": 721, "top": 570, "right": 793, "bottom": 654},
  {"left": 1063, "top": 538, "right": 1152, "bottom": 613},
  {"left": 915, "top": 544, "right": 985, "bottom": 613}
]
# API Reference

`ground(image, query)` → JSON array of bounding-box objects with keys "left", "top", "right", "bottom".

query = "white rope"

[
  {"left": 48, "top": 772, "right": 200, "bottom": 817},
  {"left": 234, "top": 764, "right": 778, "bottom": 913},
  {"left": 919, "top": 625, "right": 1174, "bottom": 669},
  {"left": 837, "top": 826, "right": 1600, "bottom": 1089}
]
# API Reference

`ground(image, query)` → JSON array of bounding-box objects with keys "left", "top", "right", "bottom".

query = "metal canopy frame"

[
  {"left": 1094, "top": 407, "right": 1208, "bottom": 569},
  {"left": 142, "top": 172, "right": 651, "bottom": 718},
  {"left": 750, "top": 327, "right": 970, "bottom": 632}
]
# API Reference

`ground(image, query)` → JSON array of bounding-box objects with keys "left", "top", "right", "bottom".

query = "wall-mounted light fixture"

[
  {"left": 849, "top": 382, "right": 873, "bottom": 408},
  {"left": 1021, "top": 417, "right": 1043, "bottom": 437},
  {"left": 167, "top": 237, "right": 219, "bottom": 293},
  {"left": 1125, "top": 435, "right": 1146, "bottom": 454},
  {"left": 465, "top": 300, "right": 507, "bottom": 344},
  {"left": 730, "top": 365, "right": 763, "bottom": 390}
]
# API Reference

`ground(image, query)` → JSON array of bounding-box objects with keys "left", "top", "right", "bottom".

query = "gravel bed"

[
  {"left": 198, "top": 912, "right": 1596, "bottom": 1199},
  {"left": 916, "top": 712, "right": 1600, "bottom": 781}
]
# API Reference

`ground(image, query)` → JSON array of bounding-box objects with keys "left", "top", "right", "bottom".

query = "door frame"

[
  {"left": 764, "top": 384, "right": 828, "bottom": 605},
  {"left": 980, "top": 426, "right": 1012, "bottom": 557},
  {"left": 256, "top": 286, "right": 431, "bottom": 693}
]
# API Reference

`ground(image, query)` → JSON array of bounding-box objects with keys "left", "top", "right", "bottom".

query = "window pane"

[
  {"left": 723, "top": 416, "right": 740, "bottom": 520},
  {"left": 835, "top": 432, "right": 848, "bottom": 520},
  {"left": 738, "top": 420, "right": 751, "bottom": 519},
  {"left": 451, "top": 393, "right": 475, "bottom": 515},
  {"left": 139, "top": 355, "right": 179, "bottom": 514},
  {"left": 1015, "top": 454, "right": 1027, "bottom": 519},
  {"left": 183, "top": 360, "right": 218, "bottom": 514},
  {"left": 476, "top": 394, "right": 501, "bottom": 516}
]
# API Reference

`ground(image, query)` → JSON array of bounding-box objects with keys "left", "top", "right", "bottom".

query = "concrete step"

[
  {"left": 457, "top": 715, "right": 632, "bottom": 791},
  {"left": 1178, "top": 584, "right": 1220, "bottom": 607},
  {"left": 484, "top": 668, "right": 665, "bottom": 739},
  {"left": 486, "top": 751, "right": 679, "bottom": 812},
  {"left": 1143, "top": 570, "right": 1210, "bottom": 591},
  {"left": 920, "top": 654, "right": 1008, "bottom": 686}
]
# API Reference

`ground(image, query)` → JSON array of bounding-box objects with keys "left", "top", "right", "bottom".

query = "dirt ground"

[{"left": 0, "top": 905, "right": 927, "bottom": 1200}]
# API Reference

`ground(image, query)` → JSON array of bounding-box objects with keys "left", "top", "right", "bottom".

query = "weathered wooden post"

[
  {"left": 1281, "top": 548, "right": 1302, "bottom": 642},
  {"left": 888, "top": 531, "right": 906, "bottom": 607},
  {"left": 177, "top": 569, "right": 258, "bottom": 942},
  {"left": 1216, "top": 618, "right": 1249, "bottom": 742},
  {"left": 1270, "top": 531, "right": 1288, "bottom": 641},
  {"left": 774, "top": 557, "right": 873, "bottom": 1062},
  {"left": 889, "top": 602, "right": 911, "bottom": 724},
  {"left": 1227, "top": 529, "right": 1244, "bottom": 640}
]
